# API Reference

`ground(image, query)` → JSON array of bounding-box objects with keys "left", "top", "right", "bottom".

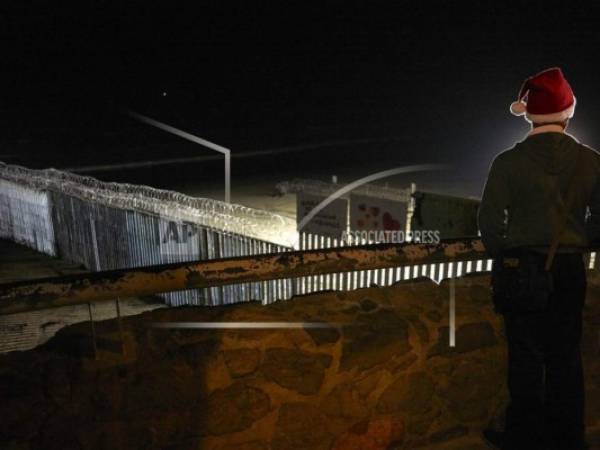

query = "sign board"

[
  {"left": 296, "top": 192, "right": 348, "bottom": 239},
  {"left": 411, "top": 191, "right": 480, "bottom": 239},
  {"left": 350, "top": 194, "right": 408, "bottom": 232}
]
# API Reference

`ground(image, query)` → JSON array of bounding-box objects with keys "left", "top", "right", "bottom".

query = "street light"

[{"left": 127, "top": 110, "right": 231, "bottom": 203}]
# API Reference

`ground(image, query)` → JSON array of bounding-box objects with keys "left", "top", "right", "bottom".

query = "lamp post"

[{"left": 127, "top": 110, "right": 231, "bottom": 203}]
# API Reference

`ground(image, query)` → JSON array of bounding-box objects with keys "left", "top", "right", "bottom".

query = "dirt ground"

[{"left": 0, "top": 240, "right": 599, "bottom": 449}]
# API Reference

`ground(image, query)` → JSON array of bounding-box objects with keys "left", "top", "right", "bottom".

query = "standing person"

[{"left": 478, "top": 67, "right": 598, "bottom": 450}]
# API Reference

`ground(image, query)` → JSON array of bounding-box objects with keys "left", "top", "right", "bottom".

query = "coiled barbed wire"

[{"left": 0, "top": 162, "right": 295, "bottom": 246}]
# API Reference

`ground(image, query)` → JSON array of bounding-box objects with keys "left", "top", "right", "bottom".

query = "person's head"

[{"left": 509, "top": 67, "right": 575, "bottom": 126}]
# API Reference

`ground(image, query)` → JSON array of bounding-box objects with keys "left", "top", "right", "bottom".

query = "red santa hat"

[{"left": 509, "top": 67, "right": 576, "bottom": 123}]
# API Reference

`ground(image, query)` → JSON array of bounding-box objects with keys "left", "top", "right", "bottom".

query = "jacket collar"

[{"left": 528, "top": 124, "right": 566, "bottom": 136}]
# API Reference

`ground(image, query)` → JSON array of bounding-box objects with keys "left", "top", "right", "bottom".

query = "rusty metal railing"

[
  {"left": 2, "top": 237, "right": 598, "bottom": 317},
  {"left": 0, "top": 238, "right": 489, "bottom": 315}
]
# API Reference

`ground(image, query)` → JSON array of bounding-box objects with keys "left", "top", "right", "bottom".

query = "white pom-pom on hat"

[{"left": 510, "top": 101, "right": 527, "bottom": 116}]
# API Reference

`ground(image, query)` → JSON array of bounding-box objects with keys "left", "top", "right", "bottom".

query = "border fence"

[
  {"left": 1, "top": 163, "right": 568, "bottom": 308},
  {"left": 0, "top": 162, "right": 296, "bottom": 306}
]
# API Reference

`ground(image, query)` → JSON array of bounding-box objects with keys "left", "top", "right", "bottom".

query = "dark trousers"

[{"left": 502, "top": 253, "right": 586, "bottom": 450}]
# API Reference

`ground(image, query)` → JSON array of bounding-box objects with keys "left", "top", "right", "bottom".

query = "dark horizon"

[{"left": 5, "top": 2, "right": 600, "bottom": 192}]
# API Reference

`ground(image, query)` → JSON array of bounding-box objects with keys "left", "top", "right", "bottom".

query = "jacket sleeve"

[
  {"left": 477, "top": 156, "right": 510, "bottom": 257},
  {"left": 586, "top": 175, "right": 600, "bottom": 244}
]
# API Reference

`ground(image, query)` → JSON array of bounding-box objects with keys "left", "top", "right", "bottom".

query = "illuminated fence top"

[
  {"left": 276, "top": 178, "right": 413, "bottom": 202},
  {"left": 0, "top": 162, "right": 296, "bottom": 247}
]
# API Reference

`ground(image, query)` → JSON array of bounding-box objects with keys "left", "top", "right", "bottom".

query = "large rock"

[
  {"left": 354, "top": 370, "right": 385, "bottom": 399},
  {"left": 261, "top": 348, "right": 332, "bottom": 395},
  {"left": 304, "top": 323, "right": 341, "bottom": 346},
  {"left": 173, "top": 339, "right": 219, "bottom": 369},
  {"left": 340, "top": 309, "right": 412, "bottom": 372},
  {"left": 331, "top": 415, "right": 405, "bottom": 450},
  {"left": 405, "top": 406, "right": 440, "bottom": 437},
  {"left": 359, "top": 298, "right": 379, "bottom": 312},
  {"left": 271, "top": 402, "right": 333, "bottom": 450},
  {"left": 320, "top": 384, "right": 369, "bottom": 419},
  {"left": 377, "top": 370, "right": 435, "bottom": 415},
  {"left": 122, "top": 364, "right": 199, "bottom": 418},
  {"left": 438, "top": 361, "right": 502, "bottom": 423},
  {"left": 425, "top": 310, "right": 443, "bottom": 323},
  {"left": 428, "top": 424, "right": 469, "bottom": 444},
  {"left": 205, "top": 382, "right": 270, "bottom": 435},
  {"left": 428, "top": 322, "right": 498, "bottom": 357},
  {"left": 405, "top": 314, "right": 430, "bottom": 344},
  {"left": 222, "top": 348, "right": 261, "bottom": 378},
  {"left": 217, "top": 440, "right": 269, "bottom": 450}
]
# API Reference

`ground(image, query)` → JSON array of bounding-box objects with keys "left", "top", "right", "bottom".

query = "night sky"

[{"left": 4, "top": 2, "right": 600, "bottom": 191}]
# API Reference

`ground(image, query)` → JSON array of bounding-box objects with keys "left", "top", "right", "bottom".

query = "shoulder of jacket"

[
  {"left": 579, "top": 142, "right": 600, "bottom": 159},
  {"left": 490, "top": 145, "right": 520, "bottom": 167}
]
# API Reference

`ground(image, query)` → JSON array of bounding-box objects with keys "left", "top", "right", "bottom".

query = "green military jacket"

[{"left": 478, "top": 131, "right": 600, "bottom": 257}]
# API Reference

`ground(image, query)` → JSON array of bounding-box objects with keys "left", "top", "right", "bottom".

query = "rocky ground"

[{"left": 0, "top": 265, "right": 599, "bottom": 449}]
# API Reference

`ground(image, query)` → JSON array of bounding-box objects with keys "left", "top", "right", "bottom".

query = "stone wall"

[{"left": 1, "top": 273, "right": 599, "bottom": 450}]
